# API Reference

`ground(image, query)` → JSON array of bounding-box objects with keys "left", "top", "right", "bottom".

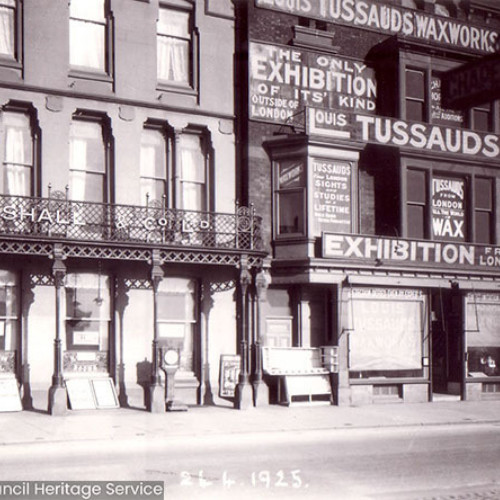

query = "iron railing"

[{"left": 0, "top": 193, "right": 263, "bottom": 251}]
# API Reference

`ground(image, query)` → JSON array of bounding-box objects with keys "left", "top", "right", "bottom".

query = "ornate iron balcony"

[{"left": 0, "top": 193, "right": 263, "bottom": 252}]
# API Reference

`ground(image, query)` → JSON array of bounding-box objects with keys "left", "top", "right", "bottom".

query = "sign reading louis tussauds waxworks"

[
  {"left": 255, "top": 0, "right": 499, "bottom": 55},
  {"left": 323, "top": 233, "right": 500, "bottom": 272},
  {"left": 249, "top": 41, "right": 376, "bottom": 126}
]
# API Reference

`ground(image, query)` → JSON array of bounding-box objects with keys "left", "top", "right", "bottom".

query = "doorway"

[{"left": 430, "top": 289, "right": 464, "bottom": 400}]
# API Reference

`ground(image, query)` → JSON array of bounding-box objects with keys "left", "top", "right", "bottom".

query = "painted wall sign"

[
  {"left": 323, "top": 232, "right": 500, "bottom": 272},
  {"left": 311, "top": 158, "right": 352, "bottom": 234},
  {"left": 307, "top": 107, "right": 500, "bottom": 160},
  {"left": 441, "top": 52, "right": 500, "bottom": 108},
  {"left": 431, "top": 176, "right": 466, "bottom": 241},
  {"left": 430, "top": 75, "right": 464, "bottom": 126},
  {"left": 249, "top": 41, "right": 376, "bottom": 125},
  {"left": 255, "top": 0, "right": 499, "bottom": 55}
]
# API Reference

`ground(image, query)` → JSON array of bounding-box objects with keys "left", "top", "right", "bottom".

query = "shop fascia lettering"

[
  {"left": 256, "top": 0, "right": 499, "bottom": 54},
  {"left": 323, "top": 233, "right": 500, "bottom": 270},
  {"left": 307, "top": 108, "right": 500, "bottom": 160}
]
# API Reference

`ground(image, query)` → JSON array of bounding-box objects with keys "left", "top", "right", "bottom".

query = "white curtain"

[
  {"left": 157, "top": 37, "right": 188, "bottom": 83},
  {"left": 180, "top": 135, "right": 205, "bottom": 211},
  {"left": 3, "top": 113, "right": 32, "bottom": 196},
  {"left": 70, "top": 20, "right": 105, "bottom": 71},
  {"left": 0, "top": 4, "right": 14, "bottom": 56}
]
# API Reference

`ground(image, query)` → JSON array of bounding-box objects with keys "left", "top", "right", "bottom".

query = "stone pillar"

[
  {"left": 234, "top": 255, "right": 253, "bottom": 410},
  {"left": 48, "top": 245, "right": 68, "bottom": 415},
  {"left": 148, "top": 250, "right": 165, "bottom": 413},
  {"left": 252, "top": 262, "right": 271, "bottom": 406}
]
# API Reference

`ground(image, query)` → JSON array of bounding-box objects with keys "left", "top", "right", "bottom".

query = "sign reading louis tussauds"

[
  {"left": 255, "top": 0, "right": 499, "bottom": 55},
  {"left": 249, "top": 41, "right": 376, "bottom": 126},
  {"left": 307, "top": 108, "right": 500, "bottom": 160}
]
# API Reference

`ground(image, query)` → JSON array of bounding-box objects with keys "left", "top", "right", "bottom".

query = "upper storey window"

[
  {"left": 157, "top": 1, "right": 197, "bottom": 92},
  {"left": 0, "top": 0, "right": 16, "bottom": 59},
  {"left": 70, "top": 0, "right": 109, "bottom": 74}
]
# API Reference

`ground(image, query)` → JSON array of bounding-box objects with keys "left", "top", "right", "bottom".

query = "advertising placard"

[
  {"left": 431, "top": 177, "right": 466, "bottom": 241},
  {"left": 249, "top": 41, "right": 376, "bottom": 126},
  {"left": 312, "top": 158, "right": 352, "bottom": 234},
  {"left": 255, "top": 0, "right": 499, "bottom": 55}
]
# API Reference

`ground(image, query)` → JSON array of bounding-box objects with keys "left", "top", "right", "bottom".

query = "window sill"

[
  {"left": 0, "top": 57, "right": 21, "bottom": 71},
  {"left": 156, "top": 82, "right": 198, "bottom": 98},
  {"left": 69, "top": 69, "right": 113, "bottom": 84}
]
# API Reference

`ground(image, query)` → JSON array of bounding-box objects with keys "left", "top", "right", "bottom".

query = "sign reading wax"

[
  {"left": 249, "top": 41, "right": 376, "bottom": 126},
  {"left": 432, "top": 176, "right": 466, "bottom": 241},
  {"left": 312, "top": 158, "right": 352, "bottom": 234}
]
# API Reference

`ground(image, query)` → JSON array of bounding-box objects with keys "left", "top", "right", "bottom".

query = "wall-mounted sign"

[
  {"left": 441, "top": 52, "right": 500, "bottom": 108},
  {"left": 432, "top": 177, "right": 466, "bottom": 241},
  {"left": 249, "top": 41, "right": 376, "bottom": 126},
  {"left": 307, "top": 107, "right": 500, "bottom": 160},
  {"left": 430, "top": 76, "right": 464, "bottom": 126},
  {"left": 312, "top": 158, "right": 352, "bottom": 234},
  {"left": 323, "top": 232, "right": 500, "bottom": 272},
  {"left": 255, "top": 0, "right": 499, "bottom": 55}
]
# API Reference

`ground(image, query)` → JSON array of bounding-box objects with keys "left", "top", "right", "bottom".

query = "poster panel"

[
  {"left": 219, "top": 355, "right": 241, "bottom": 398},
  {"left": 92, "top": 378, "right": 119, "bottom": 409},
  {"left": 66, "top": 378, "right": 96, "bottom": 410},
  {"left": 0, "top": 377, "right": 22, "bottom": 412},
  {"left": 312, "top": 158, "right": 352, "bottom": 234},
  {"left": 431, "top": 176, "right": 466, "bottom": 242}
]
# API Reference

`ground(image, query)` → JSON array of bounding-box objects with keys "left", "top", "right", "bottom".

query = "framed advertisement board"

[
  {"left": 0, "top": 376, "right": 22, "bottom": 412},
  {"left": 219, "top": 355, "right": 241, "bottom": 399}
]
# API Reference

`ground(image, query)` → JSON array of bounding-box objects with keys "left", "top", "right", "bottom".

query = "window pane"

[
  {"left": 180, "top": 135, "right": 205, "bottom": 181},
  {"left": 70, "top": 121, "right": 105, "bottom": 171},
  {"left": 472, "top": 108, "right": 491, "bottom": 132},
  {"left": 141, "top": 178, "right": 165, "bottom": 204},
  {"left": 475, "top": 211, "right": 492, "bottom": 244},
  {"left": 407, "top": 169, "right": 426, "bottom": 203},
  {"left": 70, "top": 20, "right": 105, "bottom": 71},
  {"left": 0, "top": 5, "right": 15, "bottom": 57},
  {"left": 181, "top": 181, "right": 204, "bottom": 211},
  {"left": 4, "top": 164, "right": 31, "bottom": 196},
  {"left": 475, "top": 178, "right": 492, "bottom": 210},
  {"left": 278, "top": 161, "right": 305, "bottom": 189},
  {"left": 406, "top": 69, "right": 425, "bottom": 99},
  {"left": 66, "top": 273, "right": 110, "bottom": 320},
  {"left": 157, "top": 36, "right": 189, "bottom": 84},
  {"left": 70, "top": 0, "right": 105, "bottom": 22},
  {"left": 158, "top": 9, "right": 189, "bottom": 37},
  {"left": 140, "top": 129, "right": 166, "bottom": 179},
  {"left": 69, "top": 170, "right": 105, "bottom": 202},
  {"left": 407, "top": 205, "right": 425, "bottom": 239},
  {"left": 406, "top": 100, "right": 425, "bottom": 122},
  {"left": 278, "top": 191, "right": 304, "bottom": 234}
]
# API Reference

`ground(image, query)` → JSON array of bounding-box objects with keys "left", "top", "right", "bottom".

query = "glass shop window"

[
  {"left": 466, "top": 293, "right": 500, "bottom": 378},
  {"left": 346, "top": 288, "right": 427, "bottom": 379},
  {"left": 157, "top": 278, "right": 197, "bottom": 373},
  {"left": 0, "top": 270, "right": 18, "bottom": 351},
  {"left": 65, "top": 272, "right": 110, "bottom": 352},
  {"left": 274, "top": 160, "right": 306, "bottom": 236}
]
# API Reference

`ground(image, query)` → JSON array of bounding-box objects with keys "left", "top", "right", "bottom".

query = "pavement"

[{"left": 1, "top": 398, "right": 499, "bottom": 447}]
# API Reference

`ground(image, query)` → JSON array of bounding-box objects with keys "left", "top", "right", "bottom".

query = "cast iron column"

[
  {"left": 252, "top": 262, "right": 270, "bottom": 406},
  {"left": 149, "top": 250, "right": 165, "bottom": 412},
  {"left": 48, "top": 245, "right": 68, "bottom": 415},
  {"left": 234, "top": 255, "right": 253, "bottom": 409}
]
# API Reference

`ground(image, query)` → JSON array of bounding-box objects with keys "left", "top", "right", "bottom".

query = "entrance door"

[{"left": 431, "top": 289, "right": 464, "bottom": 399}]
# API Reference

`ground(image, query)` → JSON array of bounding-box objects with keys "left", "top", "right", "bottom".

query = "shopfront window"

[
  {"left": 346, "top": 288, "right": 427, "bottom": 379},
  {"left": 157, "top": 278, "right": 197, "bottom": 373},
  {"left": 65, "top": 272, "right": 110, "bottom": 352},
  {"left": 274, "top": 160, "right": 306, "bottom": 236},
  {"left": 0, "top": 270, "right": 18, "bottom": 351},
  {"left": 466, "top": 293, "right": 500, "bottom": 377}
]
